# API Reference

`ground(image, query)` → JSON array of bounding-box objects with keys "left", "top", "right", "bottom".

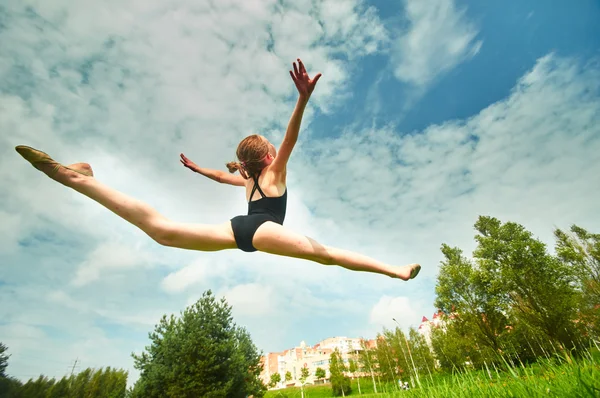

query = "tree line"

[
  {"left": 1, "top": 291, "right": 266, "bottom": 398},
  {"left": 1, "top": 216, "right": 597, "bottom": 397},
  {"left": 327, "top": 216, "right": 599, "bottom": 395},
  {"left": 0, "top": 354, "right": 128, "bottom": 398}
]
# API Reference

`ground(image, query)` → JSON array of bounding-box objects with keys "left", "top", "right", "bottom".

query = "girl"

[{"left": 15, "top": 58, "right": 420, "bottom": 281}]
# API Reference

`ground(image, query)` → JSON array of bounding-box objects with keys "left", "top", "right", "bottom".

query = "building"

[
  {"left": 260, "top": 314, "right": 451, "bottom": 390},
  {"left": 259, "top": 337, "right": 376, "bottom": 389},
  {"left": 417, "top": 310, "right": 447, "bottom": 349}
]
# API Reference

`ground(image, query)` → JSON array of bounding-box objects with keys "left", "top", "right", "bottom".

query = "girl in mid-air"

[{"left": 15, "top": 58, "right": 421, "bottom": 281}]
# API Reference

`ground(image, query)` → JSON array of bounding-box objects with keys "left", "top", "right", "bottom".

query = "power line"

[{"left": 9, "top": 353, "right": 76, "bottom": 365}]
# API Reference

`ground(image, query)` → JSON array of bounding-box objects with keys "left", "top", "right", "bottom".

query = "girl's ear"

[{"left": 264, "top": 153, "right": 274, "bottom": 166}]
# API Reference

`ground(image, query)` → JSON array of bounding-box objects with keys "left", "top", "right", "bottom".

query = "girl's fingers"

[{"left": 293, "top": 61, "right": 299, "bottom": 77}]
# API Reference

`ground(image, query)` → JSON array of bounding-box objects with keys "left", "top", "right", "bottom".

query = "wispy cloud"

[
  {"left": 0, "top": 0, "right": 388, "bottom": 384},
  {"left": 297, "top": 53, "right": 600, "bottom": 280},
  {"left": 391, "top": 0, "right": 482, "bottom": 87}
]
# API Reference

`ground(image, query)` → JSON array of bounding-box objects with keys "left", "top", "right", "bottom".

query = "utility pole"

[
  {"left": 68, "top": 358, "right": 79, "bottom": 388},
  {"left": 70, "top": 358, "right": 79, "bottom": 376}
]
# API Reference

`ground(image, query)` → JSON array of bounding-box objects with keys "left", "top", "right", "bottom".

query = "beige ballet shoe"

[
  {"left": 409, "top": 263, "right": 421, "bottom": 280},
  {"left": 15, "top": 145, "right": 94, "bottom": 178}
]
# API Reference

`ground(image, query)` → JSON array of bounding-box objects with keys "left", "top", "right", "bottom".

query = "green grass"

[{"left": 264, "top": 355, "right": 600, "bottom": 397}]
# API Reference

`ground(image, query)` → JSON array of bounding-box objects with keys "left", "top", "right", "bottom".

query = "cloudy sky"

[{"left": 1, "top": 0, "right": 599, "bottom": 385}]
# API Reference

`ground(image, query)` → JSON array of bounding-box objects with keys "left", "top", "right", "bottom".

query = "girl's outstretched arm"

[
  {"left": 180, "top": 153, "right": 245, "bottom": 186},
  {"left": 270, "top": 58, "right": 321, "bottom": 173}
]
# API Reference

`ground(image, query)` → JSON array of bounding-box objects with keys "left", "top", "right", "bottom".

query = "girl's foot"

[
  {"left": 395, "top": 263, "right": 421, "bottom": 281},
  {"left": 15, "top": 145, "right": 93, "bottom": 185}
]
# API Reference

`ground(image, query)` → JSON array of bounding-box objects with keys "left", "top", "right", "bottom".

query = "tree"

[
  {"left": 358, "top": 339, "right": 378, "bottom": 393},
  {"left": 373, "top": 334, "right": 397, "bottom": 383},
  {"left": 71, "top": 368, "right": 92, "bottom": 398},
  {"left": 299, "top": 366, "right": 310, "bottom": 398},
  {"left": 329, "top": 349, "right": 351, "bottom": 397},
  {"left": 0, "top": 376, "right": 22, "bottom": 397},
  {"left": 348, "top": 358, "right": 361, "bottom": 394},
  {"left": 554, "top": 225, "right": 600, "bottom": 339},
  {"left": 473, "top": 217, "right": 580, "bottom": 354},
  {"left": 0, "top": 366, "right": 126, "bottom": 398},
  {"left": 18, "top": 375, "right": 55, "bottom": 397},
  {"left": 46, "top": 377, "right": 70, "bottom": 398},
  {"left": 130, "top": 290, "right": 266, "bottom": 398},
  {"left": 284, "top": 371, "right": 292, "bottom": 384},
  {"left": 268, "top": 373, "right": 281, "bottom": 388},
  {"left": 0, "top": 342, "right": 9, "bottom": 378},
  {"left": 435, "top": 244, "right": 509, "bottom": 357},
  {"left": 300, "top": 366, "right": 310, "bottom": 382},
  {"left": 314, "top": 367, "right": 326, "bottom": 381}
]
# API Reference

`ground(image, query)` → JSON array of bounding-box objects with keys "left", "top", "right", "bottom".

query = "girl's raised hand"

[
  {"left": 180, "top": 153, "right": 199, "bottom": 172},
  {"left": 289, "top": 58, "right": 321, "bottom": 99}
]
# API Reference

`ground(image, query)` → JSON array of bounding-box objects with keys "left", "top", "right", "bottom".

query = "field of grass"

[{"left": 265, "top": 353, "right": 600, "bottom": 397}]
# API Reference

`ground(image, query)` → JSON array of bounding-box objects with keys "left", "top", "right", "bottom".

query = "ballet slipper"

[
  {"left": 15, "top": 145, "right": 94, "bottom": 178},
  {"left": 409, "top": 263, "right": 421, "bottom": 279}
]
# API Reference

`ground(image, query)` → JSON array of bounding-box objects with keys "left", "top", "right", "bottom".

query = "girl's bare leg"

[
  {"left": 253, "top": 222, "right": 421, "bottom": 280},
  {"left": 17, "top": 149, "right": 236, "bottom": 251}
]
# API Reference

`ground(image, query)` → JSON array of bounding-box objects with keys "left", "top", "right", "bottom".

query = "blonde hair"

[{"left": 226, "top": 135, "right": 269, "bottom": 179}]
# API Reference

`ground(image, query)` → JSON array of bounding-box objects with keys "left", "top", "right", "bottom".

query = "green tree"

[
  {"left": 70, "top": 368, "right": 92, "bottom": 398},
  {"left": 84, "top": 367, "right": 128, "bottom": 398},
  {"left": 473, "top": 216, "right": 580, "bottom": 354},
  {"left": 358, "top": 340, "right": 378, "bottom": 393},
  {"left": 0, "top": 342, "right": 9, "bottom": 378},
  {"left": 407, "top": 328, "right": 435, "bottom": 382},
  {"left": 554, "top": 225, "right": 600, "bottom": 339},
  {"left": 130, "top": 290, "right": 266, "bottom": 398},
  {"left": 299, "top": 366, "right": 310, "bottom": 398},
  {"left": 374, "top": 334, "right": 398, "bottom": 383},
  {"left": 429, "top": 318, "right": 469, "bottom": 372},
  {"left": 18, "top": 375, "right": 54, "bottom": 397},
  {"left": 268, "top": 373, "right": 281, "bottom": 388},
  {"left": 284, "top": 371, "right": 292, "bottom": 383},
  {"left": 0, "top": 376, "right": 22, "bottom": 397},
  {"left": 329, "top": 349, "right": 351, "bottom": 397},
  {"left": 314, "top": 367, "right": 326, "bottom": 381},
  {"left": 348, "top": 357, "right": 361, "bottom": 394},
  {"left": 435, "top": 244, "right": 509, "bottom": 358},
  {"left": 47, "top": 376, "right": 70, "bottom": 398},
  {"left": 0, "top": 367, "right": 127, "bottom": 398}
]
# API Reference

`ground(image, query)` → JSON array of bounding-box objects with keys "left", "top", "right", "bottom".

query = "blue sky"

[{"left": 1, "top": 0, "right": 599, "bottom": 386}]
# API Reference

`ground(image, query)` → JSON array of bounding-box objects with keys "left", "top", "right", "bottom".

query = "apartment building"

[
  {"left": 260, "top": 337, "right": 374, "bottom": 389},
  {"left": 260, "top": 314, "right": 446, "bottom": 390}
]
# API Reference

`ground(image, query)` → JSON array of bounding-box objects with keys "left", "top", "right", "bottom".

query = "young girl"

[{"left": 15, "top": 58, "right": 420, "bottom": 281}]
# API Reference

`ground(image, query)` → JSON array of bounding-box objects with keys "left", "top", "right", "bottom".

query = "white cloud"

[
  {"left": 0, "top": 0, "right": 389, "bottom": 386},
  {"left": 0, "top": 211, "right": 24, "bottom": 254},
  {"left": 72, "top": 242, "right": 152, "bottom": 286},
  {"left": 391, "top": 0, "right": 482, "bottom": 87},
  {"left": 220, "top": 283, "right": 275, "bottom": 317},
  {"left": 296, "top": 53, "right": 600, "bottom": 285},
  {"left": 369, "top": 296, "right": 421, "bottom": 332},
  {"left": 161, "top": 259, "right": 221, "bottom": 294}
]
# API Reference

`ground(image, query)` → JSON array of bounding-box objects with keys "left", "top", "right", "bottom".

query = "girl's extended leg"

[
  {"left": 16, "top": 146, "right": 237, "bottom": 251},
  {"left": 252, "top": 222, "right": 420, "bottom": 280}
]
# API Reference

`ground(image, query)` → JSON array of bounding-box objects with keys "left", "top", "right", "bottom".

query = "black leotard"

[{"left": 230, "top": 172, "right": 287, "bottom": 252}]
